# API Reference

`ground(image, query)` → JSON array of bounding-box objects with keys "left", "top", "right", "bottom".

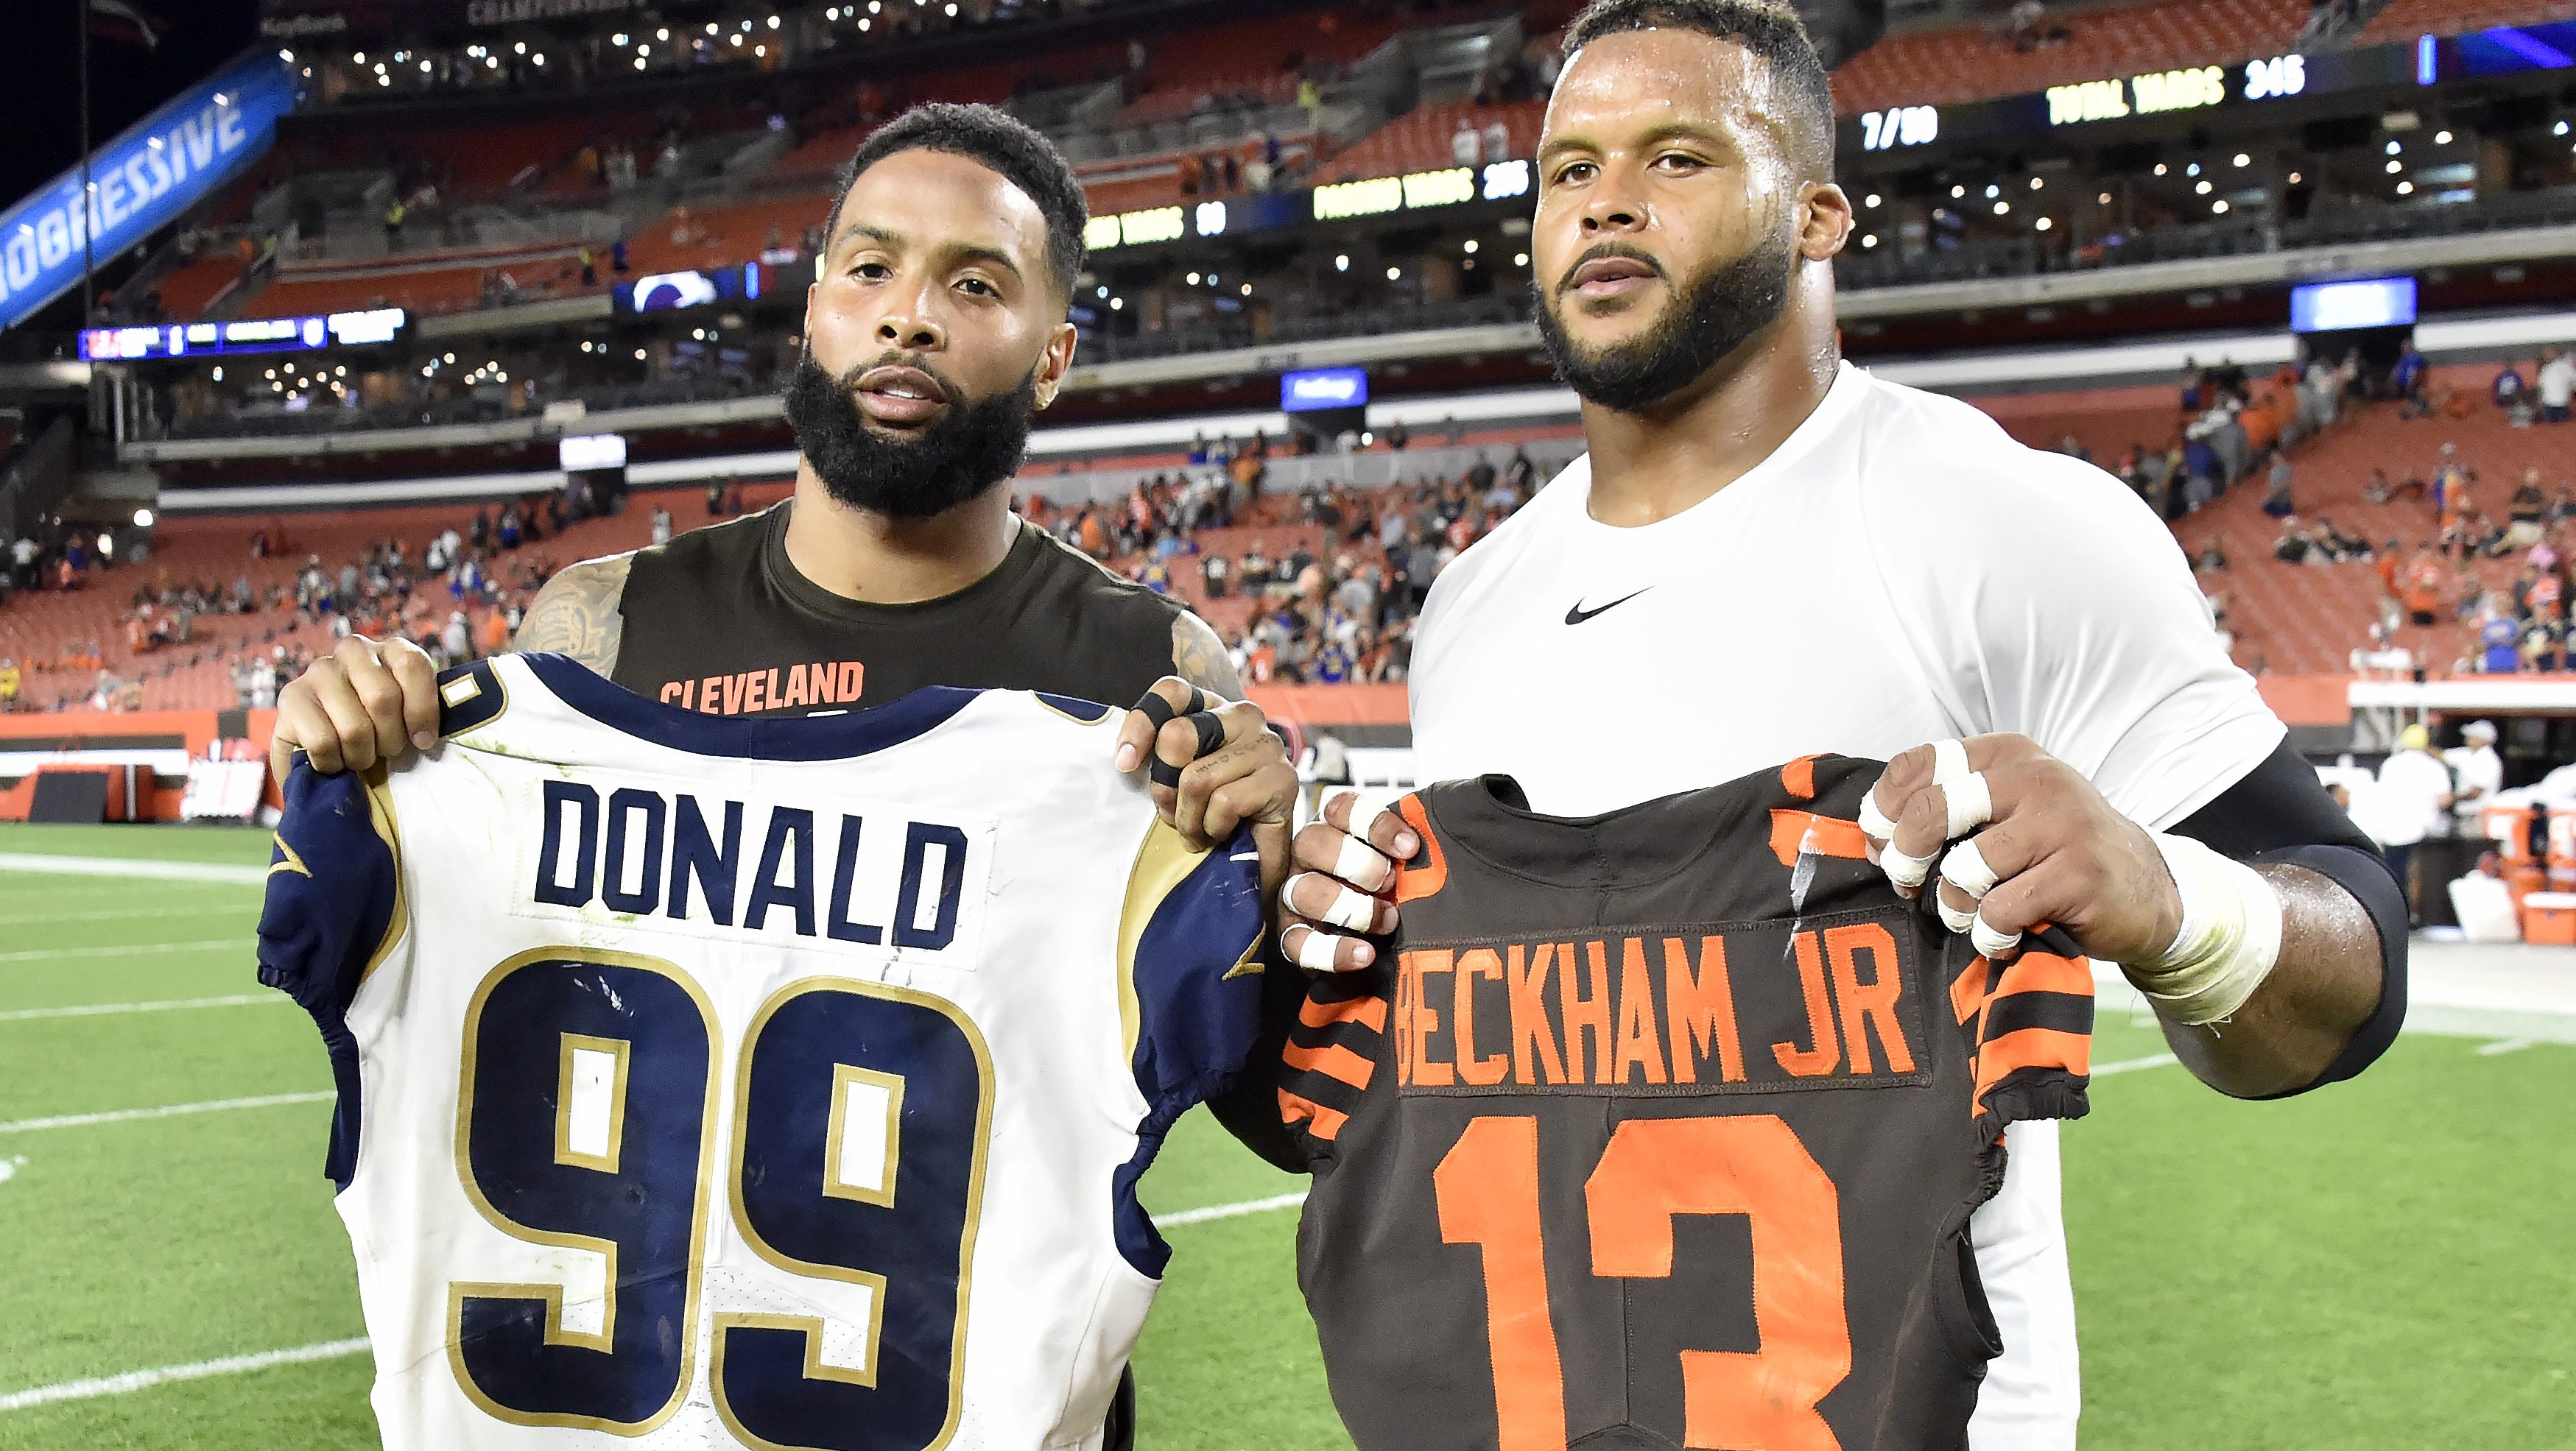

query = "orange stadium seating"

[
  {"left": 2357, "top": 0, "right": 2576, "bottom": 46},
  {"left": 145, "top": 255, "right": 251, "bottom": 317},
  {"left": 1978, "top": 368, "right": 2576, "bottom": 677},
  {"left": 1831, "top": 0, "right": 2310, "bottom": 115},
  {"left": 1314, "top": 99, "right": 1544, "bottom": 185},
  {"left": 242, "top": 246, "right": 597, "bottom": 320}
]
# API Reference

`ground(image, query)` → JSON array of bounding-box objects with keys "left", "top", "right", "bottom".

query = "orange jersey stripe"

[
  {"left": 1278, "top": 1087, "right": 1351, "bottom": 1141},
  {"left": 1299, "top": 991, "right": 1390, "bottom": 1034},
  {"left": 1991, "top": 950, "right": 2094, "bottom": 1001},
  {"left": 1393, "top": 794, "right": 1449, "bottom": 903},
  {"left": 1767, "top": 809, "right": 1870, "bottom": 867},
  {"left": 1779, "top": 754, "right": 1821, "bottom": 801},
  {"left": 1977, "top": 1027, "right": 2094, "bottom": 1093},
  {"left": 1284, "top": 1037, "right": 1379, "bottom": 1090},
  {"left": 1951, "top": 958, "right": 1993, "bottom": 1026}
]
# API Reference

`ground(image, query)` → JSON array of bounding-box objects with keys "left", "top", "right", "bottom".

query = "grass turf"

[{"left": 0, "top": 822, "right": 2566, "bottom": 1449}]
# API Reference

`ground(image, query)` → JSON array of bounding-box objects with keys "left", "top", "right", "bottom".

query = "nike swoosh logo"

[{"left": 1563, "top": 589, "right": 1650, "bottom": 625}]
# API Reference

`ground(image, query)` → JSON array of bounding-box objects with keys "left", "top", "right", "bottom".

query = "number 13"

[{"left": 1434, "top": 1115, "right": 1851, "bottom": 1451}]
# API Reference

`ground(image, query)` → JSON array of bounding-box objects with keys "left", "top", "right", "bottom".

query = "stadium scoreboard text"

[{"left": 80, "top": 307, "right": 407, "bottom": 361}]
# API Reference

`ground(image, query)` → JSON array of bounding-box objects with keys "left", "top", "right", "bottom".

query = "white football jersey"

[{"left": 258, "top": 652, "right": 1266, "bottom": 1451}]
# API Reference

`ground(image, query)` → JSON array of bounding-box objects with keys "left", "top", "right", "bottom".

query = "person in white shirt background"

[
  {"left": 2538, "top": 345, "right": 2576, "bottom": 424},
  {"left": 1271, "top": 1, "right": 2408, "bottom": 1445},
  {"left": 2370, "top": 724, "right": 2453, "bottom": 925},
  {"left": 2446, "top": 719, "right": 2505, "bottom": 825}
]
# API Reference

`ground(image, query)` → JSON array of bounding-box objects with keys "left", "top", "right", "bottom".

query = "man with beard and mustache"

[
  {"left": 265, "top": 104, "right": 1300, "bottom": 1447},
  {"left": 1263, "top": 1, "right": 2405, "bottom": 1447}
]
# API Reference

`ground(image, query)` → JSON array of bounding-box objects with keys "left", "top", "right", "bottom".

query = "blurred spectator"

[
  {"left": 2373, "top": 723, "right": 2452, "bottom": 923},
  {"left": 2540, "top": 346, "right": 2575, "bottom": 423},
  {"left": 2447, "top": 719, "right": 2504, "bottom": 819}
]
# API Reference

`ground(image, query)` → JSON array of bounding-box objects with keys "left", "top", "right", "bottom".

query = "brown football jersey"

[{"left": 1274, "top": 758, "right": 2094, "bottom": 1451}]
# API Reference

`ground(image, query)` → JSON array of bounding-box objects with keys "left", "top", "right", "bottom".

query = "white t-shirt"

[
  {"left": 1407, "top": 361, "right": 2284, "bottom": 1450},
  {"left": 2373, "top": 749, "right": 2452, "bottom": 845},
  {"left": 2541, "top": 356, "right": 2576, "bottom": 409}
]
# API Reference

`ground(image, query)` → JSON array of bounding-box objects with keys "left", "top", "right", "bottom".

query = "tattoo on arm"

[
  {"left": 510, "top": 554, "right": 632, "bottom": 674},
  {"left": 1171, "top": 612, "right": 1244, "bottom": 698}
]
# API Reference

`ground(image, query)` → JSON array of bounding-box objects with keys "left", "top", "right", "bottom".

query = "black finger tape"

[
  {"left": 1186, "top": 710, "right": 1226, "bottom": 760},
  {"left": 1149, "top": 755, "right": 1185, "bottom": 789},
  {"left": 1133, "top": 691, "right": 1178, "bottom": 732}
]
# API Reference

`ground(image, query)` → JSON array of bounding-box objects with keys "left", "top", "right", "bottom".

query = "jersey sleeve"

[
  {"left": 1917, "top": 446, "right": 2286, "bottom": 830},
  {"left": 1108, "top": 819, "right": 1268, "bottom": 1277},
  {"left": 256, "top": 761, "right": 407, "bottom": 1190}
]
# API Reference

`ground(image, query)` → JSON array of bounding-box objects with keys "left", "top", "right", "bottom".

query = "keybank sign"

[{"left": 0, "top": 52, "right": 298, "bottom": 334}]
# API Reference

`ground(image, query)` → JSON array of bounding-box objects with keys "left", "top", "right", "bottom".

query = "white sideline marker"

[
  {"left": 0, "top": 1090, "right": 333, "bottom": 1135},
  {"left": 0, "top": 939, "right": 248, "bottom": 964},
  {"left": 0, "top": 853, "right": 268, "bottom": 886},
  {"left": 0, "top": 1190, "right": 1312, "bottom": 1412},
  {"left": 2091, "top": 1053, "right": 2181, "bottom": 1076},
  {"left": 0, "top": 1338, "right": 372, "bottom": 1413},
  {"left": 0, "top": 995, "right": 286, "bottom": 1023},
  {"left": 2474, "top": 1037, "right": 2538, "bottom": 1056}
]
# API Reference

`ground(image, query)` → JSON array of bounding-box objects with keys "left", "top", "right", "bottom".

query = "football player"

[
  {"left": 267, "top": 102, "right": 1298, "bottom": 1447},
  {"left": 1272, "top": 3, "right": 2405, "bottom": 1447}
]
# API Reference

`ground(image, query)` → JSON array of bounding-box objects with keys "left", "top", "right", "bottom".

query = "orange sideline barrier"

[
  {"left": 2256, "top": 676, "right": 2352, "bottom": 729},
  {"left": 0, "top": 707, "right": 278, "bottom": 821}
]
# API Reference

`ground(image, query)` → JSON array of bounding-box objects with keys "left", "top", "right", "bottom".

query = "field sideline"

[{"left": 0, "top": 822, "right": 2566, "bottom": 1450}]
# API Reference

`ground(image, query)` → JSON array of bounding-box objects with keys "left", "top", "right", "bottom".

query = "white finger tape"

[
  {"left": 1292, "top": 873, "right": 1379, "bottom": 933},
  {"left": 1334, "top": 833, "right": 1392, "bottom": 892},
  {"left": 1938, "top": 893, "right": 1979, "bottom": 935},
  {"left": 1880, "top": 842, "right": 1935, "bottom": 890},
  {"left": 1287, "top": 925, "right": 1344, "bottom": 974},
  {"left": 1939, "top": 840, "right": 2000, "bottom": 900},
  {"left": 1942, "top": 772, "right": 1993, "bottom": 841},
  {"left": 1970, "top": 913, "right": 2022, "bottom": 959},
  {"left": 1929, "top": 738, "right": 1971, "bottom": 785},
  {"left": 1351, "top": 800, "right": 1407, "bottom": 854},
  {"left": 1857, "top": 790, "right": 1898, "bottom": 840}
]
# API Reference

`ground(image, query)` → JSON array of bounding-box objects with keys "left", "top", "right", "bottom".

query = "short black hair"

[
  {"left": 1561, "top": 0, "right": 1836, "bottom": 177},
  {"left": 825, "top": 102, "right": 1088, "bottom": 304}
]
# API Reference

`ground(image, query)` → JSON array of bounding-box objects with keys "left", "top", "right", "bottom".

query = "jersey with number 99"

[
  {"left": 257, "top": 653, "right": 1265, "bottom": 1450},
  {"left": 1273, "top": 760, "right": 2093, "bottom": 1451}
]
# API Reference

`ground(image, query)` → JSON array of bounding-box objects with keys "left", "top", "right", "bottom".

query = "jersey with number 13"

[
  {"left": 1273, "top": 759, "right": 2094, "bottom": 1451},
  {"left": 257, "top": 652, "right": 1265, "bottom": 1450}
]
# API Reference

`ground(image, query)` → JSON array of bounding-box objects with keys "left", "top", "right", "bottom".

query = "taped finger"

[
  {"left": 1188, "top": 710, "right": 1226, "bottom": 760},
  {"left": 1939, "top": 839, "right": 2001, "bottom": 900},
  {"left": 1970, "top": 911, "right": 2023, "bottom": 960},
  {"left": 1334, "top": 831, "right": 1393, "bottom": 892},
  {"left": 1857, "top": 788, "right": 1898, "bottom": 840},
  {"left": 1880, "top": 840, "right": 1935, "bottom": 892},
  {"left": 1348, "top": 798, "right": 1413, "bottom": 856},
  {"left": 1938, "top": 892, "right": 1979, "bottom": 935},
  {"left": 1942, "top": 772, "right": 1993, "bottom": 840},
  {"left": 1929, "top": 738, "right": 1971, "bottom": 785},
  {"left": 1284, "top": 923, "right": 1348, "bottom": 974},
  {"left": 1289, "top": 872, "right": 1380, "bottom": 932}
]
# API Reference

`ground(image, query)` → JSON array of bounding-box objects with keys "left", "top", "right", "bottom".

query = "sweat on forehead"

[{"left": 1556, "top": 0, "right": 1837, "bottom": 177}]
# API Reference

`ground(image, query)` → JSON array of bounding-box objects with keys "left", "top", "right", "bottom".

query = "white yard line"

[
  {"left": 0, "top": 1188, "right": 1314, "bottom": 1413},
  {"left": 2092, "top": 1053, "right": 2181, "bottom": 1076},
  {"left": 0, "top": 995, "right": 287, "bottom": 1023},
  {"left": 1151, "top": 1190, "right": 1307, "bottom": 1229},
  {"left": 0, "top": 905, "right": 258, "bottom": 928},
  {"left": 0, "top": 939, "right": 247, "bottom": 964},
  {"left": 2474, "top": 1037, "right": 2539, "bottom": 1056},
  {"left": 0, "top": 853, "right": 267, "bottom": 886},
  {"left": 0, "top": 1090, "right": 332, "bottom": 1135},
  {"left": 0, "top": 1338, "right": 371, "bottom": 1413}
]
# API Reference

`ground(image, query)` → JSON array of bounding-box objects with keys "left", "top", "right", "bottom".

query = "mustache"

[{"left": 1558, "top": 241, "right": 1666, "bottom": 294}]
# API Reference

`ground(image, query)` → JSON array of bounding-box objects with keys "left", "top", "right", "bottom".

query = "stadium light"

[
  {"left": 2029, "top": 176, "right": 2043, "bottom": 189},
  {"left": 1186, "top": 272, "right": 1200, "bottom": 284},
  {"left": 2186, "top": 163, "right": 2200, "bottom": 176},
  {"left": 1951, "top": 185, "right": 1964, "bottom": 198},
  {"left": 1463, "top": 239, "right": 1477, "bottom": 253},
  {"left": 514, "top": 40, "right": 527, "bottom": 54},
  {"left": 1514, "top": 252, "right": 1528, "bottom": 266},
  {"left": 2196, "top": 180, "right": 2212, "bottom": 194},
  {"left": 657, "top": 27, "right": 669, "bottom": 38},
  {"left": 707, "top": 22, "right": 719, "bottom": 32},
  {"left": 1386, "top": 266, "right": 1400, "bottom": 280},
  {"left": 634, "top": 349, "right": 647, "bottom": 360},
  {"left": 731, "top": 33, "right": 743, "bottom": 45},
  {"left": 1993, "top": 200, "right": 2009, "bottom": 214},
  {"left": 1109, "top": 297, "right": 1123, "bottom": 310},
  {"left": 1984, "top": 184, "right": 1999, "bottom": 198},
  {"left": 2234, "top": 152, "right": 2251, "bottom": 166},
  {"left": 1334, "top": 254, "right": 1349, "bottom": 271},
  {"left": 2213, "top": 199, "right": 2230, "bottom": 213},
  {"left": 2153, "top": 163, "right": 2167, "bottom": 175},
  {"left": 613, "top": 32, "right": 628, "bottom": 44},
  {"left": 443, "top": 353, "right": 456, "bottom": 364},
  {"left": 1863, "top": 193, "right": 1881, "bottom": 208},
  {"left": 768, "top": 14, "right": 781, "bottom": 27},
  {"left": 133, "top": 509, "right": 155, "bottom": 528},
  {"left": 755, "top": 44, "right": 766, "bottom": 55},
  {"left": 2035, "top": 216, "right": 2052, "bottom": 231},
  {"left": 2385, "top": 160, "right": 2402, "bottom": 174},
  {"left": 946, "top": 3, "right": 957, "bottom": 13},
  {"left": 279, "top": 49, "right": 293, "bottom": 61},
  {"left": 1240, "top": 283, "right": 1251, "bottom": 296},
  {"left": 1862, "top": 233, "right": 1878, "bottom": 247},
  {"left": 2396, "top": 181, "right": 2415, "bottom": 194},
  {"left": 211, "top": 367, "right": 222, "bottom": 381},
  {"left": 2435, "top": 130, "right": 2453, "bottom": 144},
  {"left": 2098, "top": 191, "right": 2112, "bottom": 203},
  {"left": 353, "top": 52, "right": 365, "bottom": 63},
  {"left": 636, "top": 57, "right": 647, "bottom": 68},
  {"left": 2386, "top": 141, "right": 2401, "bottom": 155},
  {"left": 859, "top": 17, "right": 870, "bottom": 27}
]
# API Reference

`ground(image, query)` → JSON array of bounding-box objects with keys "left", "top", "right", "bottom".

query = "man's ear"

[
  {"left": 1034, "top": 319, "right": 1080, "bottom": 409},
  {"left": 1798, "top": 182, "right": 1854, "bottom": 263}
]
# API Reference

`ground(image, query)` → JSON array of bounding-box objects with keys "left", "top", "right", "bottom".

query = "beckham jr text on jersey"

[
  {"left": 1273, "top": 758, "right": 2095, "bottom": 1451},
  {"left": 256, "top": 653, "right": 1265, "bottom": 1450}
]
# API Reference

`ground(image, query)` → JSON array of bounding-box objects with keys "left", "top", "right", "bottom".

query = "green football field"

[{"left": 0, "top": 822, "right": 2568, "bottom": 1450}]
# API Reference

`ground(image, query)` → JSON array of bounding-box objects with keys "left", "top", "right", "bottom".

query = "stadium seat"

[{"left": 1831, "top": 0, "right": 2310, "bottom": 116}]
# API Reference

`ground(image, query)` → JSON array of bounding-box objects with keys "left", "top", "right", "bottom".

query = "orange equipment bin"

[{"left": 2519, "top": 890, "right": 2576, "bottom": 946}]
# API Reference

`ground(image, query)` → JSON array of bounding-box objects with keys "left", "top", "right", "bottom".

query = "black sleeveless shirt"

[{"left": 610, "top": 501, "right": 1188, "bottom": 715}]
